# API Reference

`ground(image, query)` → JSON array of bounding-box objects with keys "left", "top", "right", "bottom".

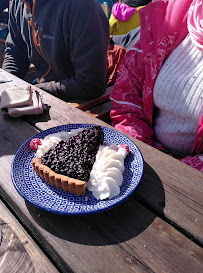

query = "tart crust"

[{"left": 32, "top": 158, "right": 87, "bottom": 195}]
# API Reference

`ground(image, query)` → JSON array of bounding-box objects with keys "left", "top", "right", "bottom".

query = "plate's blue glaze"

[{"left": 11, "top": 124, "right": 144, "bottom": 215}]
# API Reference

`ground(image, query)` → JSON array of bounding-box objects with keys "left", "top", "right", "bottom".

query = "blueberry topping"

[{"left": 41, "top": 126, "right": 104, "bottom": 181}]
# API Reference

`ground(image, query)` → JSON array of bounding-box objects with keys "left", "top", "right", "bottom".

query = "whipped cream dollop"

[
  {"left": 36, "top": 128, "right": 83, "bottom": 158},
  {"left": 34, "top": 128, "right": 129, "bottom": 200},
  {"left": 87, "top": 144, "right": 128, "bottom": 200}
]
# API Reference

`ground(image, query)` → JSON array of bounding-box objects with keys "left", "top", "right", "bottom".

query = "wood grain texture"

[
  {"left": 0, "top": 200, "right": 59, "bottom": 273},
  {"left": 19, "top": 81, "right": 203, "bottom": 245},
  {"left": 0, "top": 97, "right": 202, "bottom": 273},
  {"left": 0, "top": 69, "right": 203, "bottom": 273}
]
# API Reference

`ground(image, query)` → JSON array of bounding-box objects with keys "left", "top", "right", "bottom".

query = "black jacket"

[{"left": 3, "top": 0, "right": 109, "bottom": 101}]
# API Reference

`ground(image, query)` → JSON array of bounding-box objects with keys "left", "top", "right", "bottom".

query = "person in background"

[
  {"left": 110, "top": 0, "right": 203, "bottom": 172},
  {"left": 109, "top": 0, "right": 151, "bottom": 35},
  {"left": 106, "top": 26, "right": 141, "bottom": 87},
  {"left": 2, "top": 0, "right": 109, "bottom": 101}
]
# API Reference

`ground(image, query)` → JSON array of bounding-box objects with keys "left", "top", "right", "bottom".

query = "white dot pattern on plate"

[{"left": 12, "top": 124, "right": 144, "bottom": 215}]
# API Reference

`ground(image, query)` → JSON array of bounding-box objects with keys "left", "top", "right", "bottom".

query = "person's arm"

[
  {"left": 36, "top": 0, "right": 109, "bottom": 101},
  {"left": 111, "top": 43, "right": 203, "bottom": 172},
  {"left": 2, "top": 0, "right": 30, "bottom": 79},
  {"left": 110, "top": 40, "right": 155, "bottom": 146}
]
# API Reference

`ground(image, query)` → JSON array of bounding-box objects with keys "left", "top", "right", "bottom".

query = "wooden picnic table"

[{"left": 0, "top": 69, "right": 202, "bottom": 273}]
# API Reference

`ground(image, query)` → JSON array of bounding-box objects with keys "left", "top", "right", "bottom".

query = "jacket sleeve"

[
  {"left": 2, "top": 0, "right": 30, "bottom": 79},
  {"left": 36, "top": 0, "right": 110, "bottom": 101},
  {"left": 110, "top": 42, "right": 203, "bottom": 172},
  {"left": 110, "top": 40, "right": 155, "bottom": 147},
  {"left": 180, "top": 155, "right": 203, "bottom": 172}
]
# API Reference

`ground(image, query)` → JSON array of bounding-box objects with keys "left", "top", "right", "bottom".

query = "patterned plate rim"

[{"left": 11, "top": 124, "right": 144, "bottom": 215}]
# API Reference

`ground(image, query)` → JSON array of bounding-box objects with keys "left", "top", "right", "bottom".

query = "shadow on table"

[
  {"left": 132, "top": 161, "right": 166, "bottom": 217},
  {"left": 0, "top": 218, "right": 35, "bottom": 273},
  {"left": 0, "top": 114, "right": 40, "bottom": 157},
  {"left": 26, "top": 162, "right": 165, "bottom": 246},
  {"left": 23, "top": 104, "right": 51, "bottom": 124}
]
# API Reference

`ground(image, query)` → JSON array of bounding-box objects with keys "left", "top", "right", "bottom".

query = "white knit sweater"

[{"left": 153, "top": 34, "right": 203, "bottom": 157}]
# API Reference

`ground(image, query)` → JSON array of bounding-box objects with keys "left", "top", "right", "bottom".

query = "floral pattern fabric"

[{"left": 110, "top": 0, "right": 203, "bottom": 171}]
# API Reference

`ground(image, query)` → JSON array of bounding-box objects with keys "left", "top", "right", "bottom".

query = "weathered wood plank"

[
  {"left": 133, "top": 160, "right": 203, "bottom": 244},
  {"left": 23, "top": 198, "right": 203, "bottom": 273},
  {"left": 22, "top": 87, "right": 203, "bottom": 244},
  {"left": 0, "top": 113, "right": 150, "bottom": 273},
  {"left": 0, "top": 70, "right": 202, "bottom": 244},
  {"left": 0, "top": 199, "right": 59, "bottom": 273},
  {"left": 0, "top": 105, "right": 202, "bottom": 273}
]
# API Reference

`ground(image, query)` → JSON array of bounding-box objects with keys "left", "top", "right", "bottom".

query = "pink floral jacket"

[{"left": 110, "top": 0, "right": 203, "bottom": 172}]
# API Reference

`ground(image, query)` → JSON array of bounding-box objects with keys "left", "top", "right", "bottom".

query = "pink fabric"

[
  {"left": 112, "top": 3, "right": 138, "bottom": 22},
  {"left": 180, "top": 155, "right": 203, "bottom": 172},
  {"left": 187, "top": 0, "right": 203, "bottom": 51},
  {"left": 110, "top": 0, "right": 203, "bottom": 172},
  {"left": 192, "top": 115, "right": 203, "bottom": 154}
]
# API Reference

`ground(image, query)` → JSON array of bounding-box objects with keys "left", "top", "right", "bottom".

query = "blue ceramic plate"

[{"left": 12, "top": 124, "right": 144, "bottom": 215}]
